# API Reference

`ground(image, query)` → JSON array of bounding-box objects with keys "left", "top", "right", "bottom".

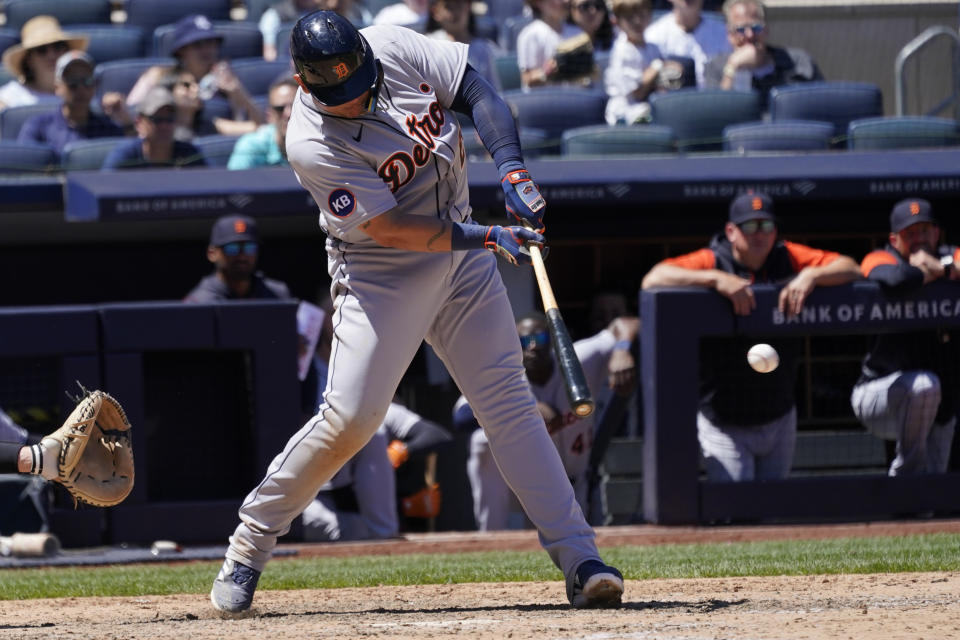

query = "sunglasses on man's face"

[
  {"left": 573, "top": 1, "right": 605, "bottom": 11},
  {"left": 31, "top": 41, "right": 69, "bottom": 56},
  {"left": 221, "top": 241, "right": 259, "bottom": 257},
  {"left": 269, "top": 104, "right": 290, "bottom": 115},
  {"left": 731, "top": 22, "right": 764, "bottom": 35},
  {"left": 64, "top": 76, "right": 95, "bottom": 90},
  {"left": 148, "top": 114, "right": 175, "bottom": 125},
  {"left": 738, "top": 219, "right": 776, "bottom": 235},
  {"left": 519, "top": 330, "right": 551, "bottom": 351}
]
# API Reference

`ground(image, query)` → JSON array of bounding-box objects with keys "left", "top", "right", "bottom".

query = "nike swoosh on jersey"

[{"left": 352, "top": 125, "right": 363, "bottom": 142}]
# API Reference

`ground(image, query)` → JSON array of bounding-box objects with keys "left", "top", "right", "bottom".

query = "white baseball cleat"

[{"left": 210, "top": 558, "right": 261, "bottom": 613}]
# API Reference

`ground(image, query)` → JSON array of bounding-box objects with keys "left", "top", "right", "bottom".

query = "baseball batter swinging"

[{"left": 210, "top": 10, "right": 623, "bottom": 613}]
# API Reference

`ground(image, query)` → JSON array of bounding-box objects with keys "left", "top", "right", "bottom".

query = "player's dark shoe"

[
  {"left": 210, "top": 558, "right": 261, "bottom": 613},
  {"left": 566, "top": 559, "right": 624, "bottom": 608}
]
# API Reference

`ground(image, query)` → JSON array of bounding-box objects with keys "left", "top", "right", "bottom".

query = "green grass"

[{"left": 1, "top": 533, "right": 958, "bottom": 601}]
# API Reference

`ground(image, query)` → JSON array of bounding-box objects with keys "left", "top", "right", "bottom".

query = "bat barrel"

[{"left": 545, "top": 308, "right": 594, "bottom": 417}]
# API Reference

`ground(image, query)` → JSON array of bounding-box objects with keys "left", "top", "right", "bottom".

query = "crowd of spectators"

[{"left": 0, "top": 0, "right": 933, "bottom": 171}]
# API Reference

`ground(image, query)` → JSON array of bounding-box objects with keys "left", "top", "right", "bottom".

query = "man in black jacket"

[{"left": 703, "top": 0, "right": 822, "bottom": 108}]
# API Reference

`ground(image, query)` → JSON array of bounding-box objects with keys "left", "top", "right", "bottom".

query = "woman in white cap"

[{"left": 0, "top": 16, "right": 88, "bottom": 110}]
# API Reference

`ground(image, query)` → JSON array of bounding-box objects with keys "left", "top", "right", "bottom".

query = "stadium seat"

[
  {"left": 722, "top": 120, "right": 835, "bottom": 153},
  {"left": 847, "top": 116, "right": 960, "bottom": 150},
  {"left": 154, "top": 21, "right": 264, "bottom": 59},
  {"left": 649, "top": 88, "right": 762, "bottom": 152},
  {"left": 769, "top": 81, "right": 883, "bottom": 140},
  {"left": 462, "top": 126, "right": 550, "bottom": 159},
  {"left": 0, "top": 141, "right": 55, "bottom": 173},
  {"left": 74, "top": 25, "right": 146, "bottom": 64},
  {"left": 124, "top": 0, "right": 233, "bottom": 46},
  {"left": 502, "top": 88, "right": 607, "bottom": 148},
  {"left": 0, "top": 28, "right": 19, "bottom": 58},
  {"left": 0, "top": 103, "right": 58, "bottom": 140},
  {"left": 93, "top": 57, "right": 175, "bottom": 104},
  {"left": 562, "top": 124, "right": 676, "bottom": 155},
  {"left": 500, "top": 14, "right": 533, "bottom": 52},
  {"left": 487, "top": 0, "right": 526, "bottom": 20},
  {"left": 3, "top": 0, "right": 112, "bottom": 31},
  {"left": 274, "top": 22, "right": 295, "bottom": 60},
  {"left": 228, "top": 58, "right": 291, "bottom": 96},
  {"left": 60, "top": 137, "right": 128, "bottom": 171},
  {"left": 193, "top": 134, "right": 240, "bottom": 167},
  {"left": 242, "top": 0, "right": 275, "bottom": 23},
  {"left": 494, "top": 54, "right": 521, "bottom": 92}
]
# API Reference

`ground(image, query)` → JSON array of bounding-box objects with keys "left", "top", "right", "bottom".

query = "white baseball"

[{"left": 747, "top": 343, "right": 779, "bottom": 373}]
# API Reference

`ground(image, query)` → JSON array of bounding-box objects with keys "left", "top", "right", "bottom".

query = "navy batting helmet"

[{"left": 290, "top": 10, "right": 381, "bottom": 108}]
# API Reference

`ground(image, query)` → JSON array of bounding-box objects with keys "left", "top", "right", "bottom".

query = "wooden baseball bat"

[{"left": 526, "top": 242, "right": 595, "bottom": 417}]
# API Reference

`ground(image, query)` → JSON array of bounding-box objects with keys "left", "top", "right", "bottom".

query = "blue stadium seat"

[
  {"left": 649, "top": 88, "right": 762, "bottom": 152},
  {"left": 73, "top": 24, "right": 146, "bottom": 64},
  {"left": 0, "top": 28, "right": 19, "bottom": 58},
  {"left": 562, "top": 124, "right": 676, "bottom": 156},
  {"left": 474, "top": 15, "right": 499, "bottom": 43},
  {"left": 722, "top": 120, "right": 835, "bottom": 153},
  {"left": 193, "top": 134, "right": 240, "bottom": 167},
  {"left": 487, "top": 0, "right": 526, "bottom": 20},
  {"left": 228, "top": 58, "right": 291, "bottom": 96},
  {"left": 847, "top": 116, "right": 960, "bottom": 150},
  {"left": 769, "top": 82, "right": 883, "bottom": 140},
  {"left": 124, "top": 0, "right": 233, "bottom": 46},
  {"left": 3, "top": 0, "right": 112, "bottom": 31},
  {"left": 274, "top": 22, "right": 295, "bottom": 60},
  {"left": 154, "top": 21, "right": 263, "bottom": 59},
  {"left": 494, "top": 54, "right": 521, "bottom": 92},
  {"left": 242, "top": 0, "right": 275, "bottom": 23},
  {"left": 0, "top": 141, "right": 55, "bottom": 172},
  {"left": 61, "top": 137, "right": 128, "bottom": 171},
  {"left": 0, "top": 103, "right": 59, "bottom": 140},
  {"left": 500, "top": 14, "right": 533, "bottom": 52},
  {"left": 462, "top": 126, "right": 550, "bottom": 159},
  {"left": 502, "top": 88, "right": 607, "bottom": 149},
  {"left": 93, "top": 57, "right": 175, "bottom": 104}
]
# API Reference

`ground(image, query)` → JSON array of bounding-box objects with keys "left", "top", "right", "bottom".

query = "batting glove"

[
  {"left": 484, "top": 225, "right": 546, "bottom": 266},
  {"left": 501, "top": 168, "right": 546, "bottom": 232}
]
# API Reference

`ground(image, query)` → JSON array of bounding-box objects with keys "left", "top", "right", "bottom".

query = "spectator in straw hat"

[{"left": 0, "top": 16, "right": 88, "bottom": 110}]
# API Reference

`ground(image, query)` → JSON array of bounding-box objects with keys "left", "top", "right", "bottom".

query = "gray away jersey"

[{"left": 286, "top": 25, "right": 471, "bottom": 249}]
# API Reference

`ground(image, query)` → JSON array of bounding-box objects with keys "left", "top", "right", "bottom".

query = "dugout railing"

[{"left": 640, "top": 281, "right": 960, "bottom": 525}]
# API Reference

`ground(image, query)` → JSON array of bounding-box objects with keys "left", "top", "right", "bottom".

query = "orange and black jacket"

[
  {"left": 859, "top": 243, "right": 960, "bottom": 423},
  {"left": 663, "top": 233, "right": 842, "bottom": 427}
]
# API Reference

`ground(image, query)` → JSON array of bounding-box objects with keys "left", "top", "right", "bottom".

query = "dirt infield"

[{"left": 3, "top": 520, "right": 960, "bottom": 640}]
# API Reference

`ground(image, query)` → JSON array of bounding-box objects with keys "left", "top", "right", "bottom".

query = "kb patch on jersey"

[{"left": 328, "top": 188, "right": 357, "bottom": 217}]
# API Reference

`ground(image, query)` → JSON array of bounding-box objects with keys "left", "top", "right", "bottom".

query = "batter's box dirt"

[{"left": 1, "top": 573, "right": 958, "bottom": 639}]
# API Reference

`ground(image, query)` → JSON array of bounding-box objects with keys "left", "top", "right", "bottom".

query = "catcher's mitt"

[{"left": 44, "top": 390, "right": 134, "bottom": 507}]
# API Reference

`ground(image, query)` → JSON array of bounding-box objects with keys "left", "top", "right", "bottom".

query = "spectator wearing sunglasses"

[
  {"left": 17, "top": 51, "right": 126, "bottom": 160},
  {"left": 101, "top": 87, "right": 207, "bottom": 170},
  {"left": 110, "top": 15, "right": 264, "bottom": 138},
  {"left": 644, "top": 0, "right": 730, "bottom": 88},
  {"left": 184, "top": 215, "right": 292, "bottom": 303},
  {"left": 453, "top": 310, "right": 639, "bottom": 530},
  {"left": 227, "top": 77, "right": 298, "bottom": 170},
  {"left": 0, "top": 16, "right": 88, "bottom": 111},
  {"left": 703, "top": 0, "right": 821, "bottom": 106},
  {"left": 642, "top": 193, "right": 860, "bottom": 483},
  {"left": 570, "top": 0, "right": 615, "bottom": 77}
]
